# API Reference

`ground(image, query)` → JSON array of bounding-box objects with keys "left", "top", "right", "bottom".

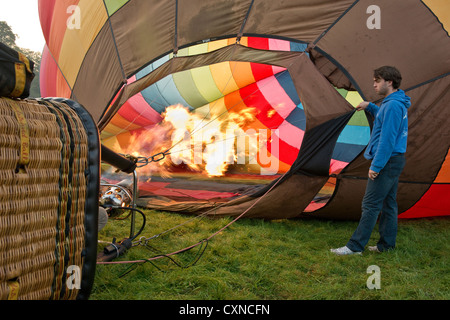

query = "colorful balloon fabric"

[{"left": 39, "top": 0, "right": 450, "bottom": 219}]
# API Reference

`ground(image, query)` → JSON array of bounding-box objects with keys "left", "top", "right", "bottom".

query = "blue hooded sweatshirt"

[{"left": 364, "top": 89, "right": 411, "bottom": 173}]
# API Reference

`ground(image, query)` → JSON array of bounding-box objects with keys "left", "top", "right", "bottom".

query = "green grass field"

[{"left": 91, "top": 209, "right": 449, "bottom": 301}]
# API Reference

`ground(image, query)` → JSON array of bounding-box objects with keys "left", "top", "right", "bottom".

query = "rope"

[
  {"left": 123, "top": 63, "right": 302, "bottom": 168},
  {"left": 96, "top": 167, "right": 287, "bottom": 266},
  {"left": 97, "top": 43, "right": 306, "bottom": 269}
]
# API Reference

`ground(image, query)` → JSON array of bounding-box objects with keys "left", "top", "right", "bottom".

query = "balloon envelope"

[{"left": 39, "top": 0, "right": 450, "bottom": 219}]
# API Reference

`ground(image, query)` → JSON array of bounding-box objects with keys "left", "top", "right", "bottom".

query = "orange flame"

[{"left": 114, "top": 104, "right": 257, "bottom": 177}]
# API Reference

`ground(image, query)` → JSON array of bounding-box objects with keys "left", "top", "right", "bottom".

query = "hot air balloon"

[{"left": 39, "top": 0, "right": 450, "bottom": 220}]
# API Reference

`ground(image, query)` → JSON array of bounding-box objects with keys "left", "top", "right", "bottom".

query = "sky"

[{"left": 0, "top": 0, "right": 46, "bottom": 52}]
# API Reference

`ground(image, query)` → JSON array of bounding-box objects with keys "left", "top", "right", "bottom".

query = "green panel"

[
  {"left": 336, "top": 88, "right": 348, "bottom": 98},
  {"left": 173, "top": 70, "right": 209, "bottom": 108},
  {"left": 184, "top": 43, "right": 225, "bottom": 102},
  {"left": 334, "top": 89, "right": 367, "bottom": 126},
  {"left": 104, "top": 0, "right": 129, "bottom": 16},
  {"left": 347, "top": 109, "right": 369, "bottom": 126},
  {"left": 345, "top": 91, "right": 368, "bottom": 126},
  {"left": 191, "top": 66, "right": 224, "bottom": 103}
]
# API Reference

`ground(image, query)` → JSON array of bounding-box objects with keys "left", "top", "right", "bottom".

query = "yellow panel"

[
  {"left": 58, "top": 0, "right": 108, "bottom": 87},
  {"left": 230, "top": 61, "right": 255, "bottom": 88},
  {"left": 113, "top": 131, "right": 135, "bottom": 151},
  {"left": 188, "top": 42, "right": 208, "bottom": 55},
  {"left": 423, "top": 0, "right": 450, "bottom": 33},
  {"left": 101, "top": 122, "right": 124, "bottom": 136},
  {"left": 207, "top": 40, "right": 242, "bottom": 95},
  {"left": 101, "top": 135, "right": 119, "bottom": 150},
  {"left": 176, "top": 47, "right": 190, "bottom": 57},
  {"left": 201, "top": 97, "right": 228, "bottom": 119},
  {"left": 189, "top": 66, "right": 223, "bottom": 102},
  {"left": 185, "top": 43, "right": 223, "bottom": 101},
  {"left": 207, "top": 39, "right": 229, "bottom": 51},
  {"left": 345, "top": 91, "right": 363, "bottom": 107},
  {"left": 102, "top": 131, "right": 133, "bottom": 151},
  {"left": 100, "top": 131, "right": 113, "bottom": 139},
  {"left": 236, "top": 37, "right": 248, "bottom": 46},
  {"left": 193, "top": 103, "right": 214, "bottom": 119},
  {"left": 109, "top": 113, "right": 142, "bottom": 131},
  {"left": 210, "top": 62, "right": 240, "bottom": 95}
]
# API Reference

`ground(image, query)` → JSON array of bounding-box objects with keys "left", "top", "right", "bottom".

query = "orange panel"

[{"left": 434, "top": 148, "right": 450, "bottom": 183}]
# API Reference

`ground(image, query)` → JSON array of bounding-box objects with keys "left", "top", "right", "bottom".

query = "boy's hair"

[{"left": 374, "top": 66, "right": 402, "bottom": 89}]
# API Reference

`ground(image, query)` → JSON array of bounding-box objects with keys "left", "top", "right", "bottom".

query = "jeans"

[{"left": 347, "top": 154, "right": 406, "bottom": 252}]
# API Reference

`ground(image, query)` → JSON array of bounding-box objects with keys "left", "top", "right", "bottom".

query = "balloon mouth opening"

[
  {"left": 101, "top": 100, "right": 283, "bottom": 206},
  {"left": 99, "top": 39, "right": 369, "bottom": 214}
]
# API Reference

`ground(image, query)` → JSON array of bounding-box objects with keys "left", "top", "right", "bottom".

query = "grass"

[{"left": 90, "top": 209, "right": 449, "bottom": 301}]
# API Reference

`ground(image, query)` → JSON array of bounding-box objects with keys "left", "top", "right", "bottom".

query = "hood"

[{"left": 383, "top": 89, "right": 411, "bottom": 109}]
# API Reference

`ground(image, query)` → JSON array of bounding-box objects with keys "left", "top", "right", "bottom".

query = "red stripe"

[
  {"left": 240, "top": 83, "right": 284, "bottom": 129},
  {"left": 138, "top": 182, "right": 238, "bottom": 200},
  {"left": 38, "top": 0, "right": 57, "bottom": 44},
  {"left": 399, "top": 184, "right": 450, "bottom": 218},
  {"left": 266, "top": 136, "right": 299, "bottom": 166}
]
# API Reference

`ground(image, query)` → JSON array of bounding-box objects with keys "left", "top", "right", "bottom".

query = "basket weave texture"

[{"left": 0, "top": 98, "right": 88, "bottom": 300}]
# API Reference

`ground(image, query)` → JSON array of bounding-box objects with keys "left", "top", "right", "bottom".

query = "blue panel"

[
  {"left": 140, "top": 82, "right": 170, "bottom": 113},
  {"left": 332, "top": 142, "right": 366, "bottom": 163},
  {"left": 290, "top": 42, "right": 307, "bottom": 52},
  {"left": 276, "top": 70, "right": 301, "bottom": 105},
  {"left": 135, "top": 55, "right": 191, "bottom": 113},
  {"left": 285, "top": 104, "right": 306, "bottom": 130},
  {"left": 151, "top": 54, "right": 170, "bottom": 69},
  {"left": 337, "top": 125, "right": 370, "bottom": 145},
  {"left": 156, "top": 75, "right": 192, "bottom": 110},
  {"left": 135, "top": 64, "right": 167, "bottom": 113},
  {"left": 333, "top": 123, "right": 370, "bottom": 163}
]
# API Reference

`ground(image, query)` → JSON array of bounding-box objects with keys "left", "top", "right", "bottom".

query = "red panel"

[
  {"left": 39, "top": 46, "right": 57, "bottom": 97},
  {"left": 138, "top": 182, "right": 238, "bottom": 200},
  {"left": 38, "top": 0, "right": 57, "bottom": 42},
  {"left": 399, "top": 184, "right": 450, "bottom": 219},
  {"left": 41, "top": 0, "right": 81, "bottom": 60},
  {"left": 117, "top": 99, "right": 158, "bottom": 127},
  {"left": 240, "top": 83, "right": 284, "bottom": 129},
  {"left": 251, "top": 62, "right": 275, "bottom": 82},
  {"left": 40, "top": 46, "right": 72, "bottom": 98},
  {"left": 247, "top": 37, "right": 269, "bottom": 50},
  {"left": 247, "top": 35, "right": 274, "bottom": 82},
  {"left": 266, "top": 135, "right": 299, "bottom": 166}
]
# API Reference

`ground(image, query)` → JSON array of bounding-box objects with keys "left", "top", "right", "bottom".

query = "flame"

[
  {"left": 113, "top": 104, "right": 257, "bottom": 178},
  {"left": 267, "top": 109, "right": 276, "bottom": 118}
]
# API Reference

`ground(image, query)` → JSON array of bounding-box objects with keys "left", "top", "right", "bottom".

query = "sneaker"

[
  {"left": 368, "top": 246, "right": 381, "bottom": 253},
  {"left": 330, "top": 246, "right": 362, "bottom": 255}
]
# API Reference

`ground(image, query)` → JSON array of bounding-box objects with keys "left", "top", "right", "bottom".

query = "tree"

[
  {"left": 0, "top": 20, "right": 42, "bottom": 98},
  {"left": 0, "top": 21, "right": 17, "bottom": 47}
]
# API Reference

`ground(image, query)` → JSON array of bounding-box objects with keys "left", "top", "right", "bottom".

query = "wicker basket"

[{"left": 0, "top": 97, "right": 99, "bottom": 300}]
